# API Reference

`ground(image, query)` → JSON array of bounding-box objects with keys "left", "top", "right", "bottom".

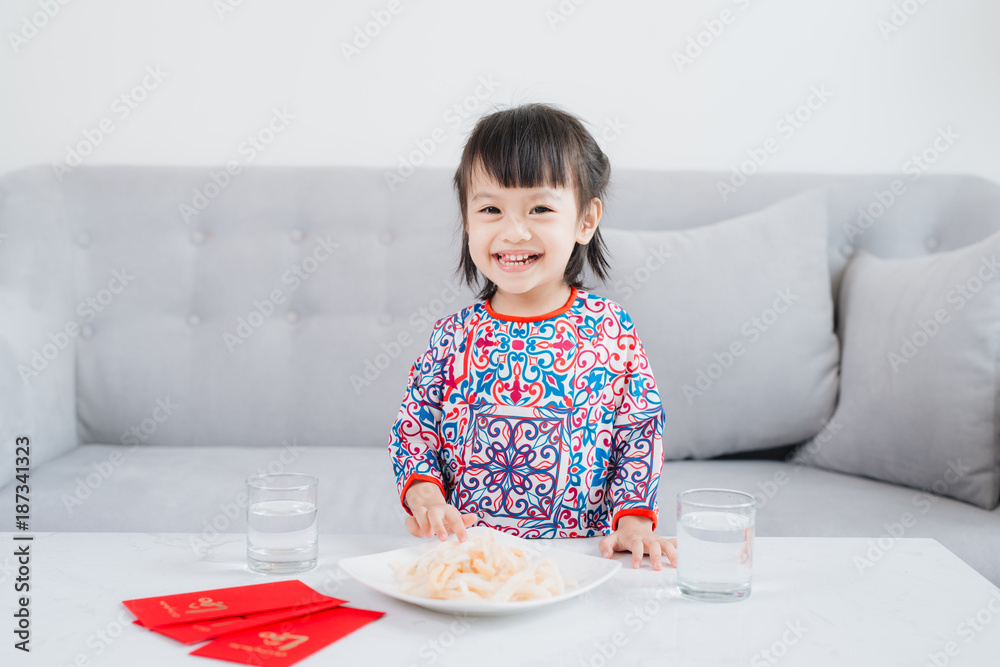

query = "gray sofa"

[{"left": 2, "top": 164, "right": 998, "bottom": 584}]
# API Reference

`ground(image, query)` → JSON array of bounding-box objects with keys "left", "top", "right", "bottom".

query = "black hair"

[{"left": 452, "top": 102, "right": 612, "bottom": 301}]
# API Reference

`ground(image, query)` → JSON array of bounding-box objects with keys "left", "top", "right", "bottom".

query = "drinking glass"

[
  {"left": 246, "top": 473, "right": 318, "bottom": 574},
  {"left": 676, "top": 488, "right": 756, "bottom": 602}
]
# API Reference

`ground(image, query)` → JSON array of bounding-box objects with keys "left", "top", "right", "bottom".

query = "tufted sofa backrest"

[{"left": 2, "top": 165, "right": 998, "bottom": 466}]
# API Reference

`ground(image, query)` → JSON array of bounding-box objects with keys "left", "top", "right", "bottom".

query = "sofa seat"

[{"left": 6, "top": 445, "right": 998, "bottom": 585}]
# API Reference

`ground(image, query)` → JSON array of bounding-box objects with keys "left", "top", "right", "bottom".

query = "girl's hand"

[
  {"left": 403, "top": 481, "right": 478, "bottom": 542},
  {"left": 599, "top": 515, "right": 677, "bottom": 571}
]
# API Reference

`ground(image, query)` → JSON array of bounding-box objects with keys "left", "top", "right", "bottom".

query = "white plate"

[{"left": 338, "top": 526, "right": 621, "bottom": 616}]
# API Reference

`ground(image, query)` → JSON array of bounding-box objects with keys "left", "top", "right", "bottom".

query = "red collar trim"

[{"left": 484, "top": 287, "right": 578, "bottom": 323}]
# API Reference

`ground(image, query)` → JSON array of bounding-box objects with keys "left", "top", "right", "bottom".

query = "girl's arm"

[
  {"left": 600, "top": 315, "right": 673, "bottom": 568},
  {"left": 386, "top": 315, "right": 456, "bottom": 515},
  {"left": 387, "top": 313, "right": 476, "bottom": 540},
  {"left": 607, "top": 319, "right": 666, "bottom": 532}
]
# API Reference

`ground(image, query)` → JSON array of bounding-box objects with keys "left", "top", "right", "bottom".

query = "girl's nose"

[{"left": 502, "top": 216, "right": 531, "bottom": 241}]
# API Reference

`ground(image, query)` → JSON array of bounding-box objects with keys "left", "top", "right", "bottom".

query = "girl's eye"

[{"left": 477, "top": 205, "right": 551, "bottom": 215}]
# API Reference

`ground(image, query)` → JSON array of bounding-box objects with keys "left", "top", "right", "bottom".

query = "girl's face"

[{"left": 465, "top": 164, "right": 601, "bottom": 311}]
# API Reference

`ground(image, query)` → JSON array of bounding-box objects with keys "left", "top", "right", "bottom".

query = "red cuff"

[
  {"left": 400, "top": 473, "right": 446, "bottom": 516},
  {"left": 612, "top": 508, "right": 658, "bottom": 532}
]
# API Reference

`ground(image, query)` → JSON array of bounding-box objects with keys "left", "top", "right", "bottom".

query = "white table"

[{"left": 3, "top": 532, "right": 1000, "bottom": 666}]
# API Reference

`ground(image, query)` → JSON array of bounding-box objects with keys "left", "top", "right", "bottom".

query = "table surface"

[{"left": 3, "top": 532, "right": 1000, "bottom": 667}]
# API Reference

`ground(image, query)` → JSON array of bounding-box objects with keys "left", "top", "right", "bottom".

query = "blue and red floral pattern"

[{"left": 387, "top": 287, "right": 665, "bottom": 538}]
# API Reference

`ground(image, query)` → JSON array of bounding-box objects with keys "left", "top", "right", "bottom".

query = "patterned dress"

[{"left": 386, "top": 286, "right": 665, "bottom": 538}]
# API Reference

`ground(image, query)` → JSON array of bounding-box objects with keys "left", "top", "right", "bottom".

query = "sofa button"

[
  {"left": 77, "top": 232, "right": 90, "bottom": 248},
  {"left": 289, "top": 229, "right": 304, "bottom": 242},
  {"left": 187, "top": 313, "right": 201, "bottom": 327},
  {"left": 925, "top": 237, "right": 939, "bottom": 251},
  {"left": 840, "top": 243, "right": 853, "bottom": 256},
  {"left": 190, "top": 231, "right": 205, "bottom": 245},
  {"left": 378, "top": 230, "right": 395, "bottom": 245},
  {"left": 81, "top": 325, "right": 94, "bottom": 339},
  {"left": 378, "top": 313, "right": 393, "bottom": 326},
  {"left": 286, "top": 310, "right": 299, "bottom": 324}
]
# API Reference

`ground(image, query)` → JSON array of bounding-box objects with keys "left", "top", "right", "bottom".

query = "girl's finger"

[
  {"left": 598, "top": 535, "right": 616, "bottom": 559},
  {"left": 414, "top": 506, "right": 433, "bottom": 538},
  {"left": 630, "top": 539, "right": 644, "bottom": 569},
  {"left": 448, "top": 511, "right": 469, "bottom": 543},
  {"left": 428, "top": 508, "right": 449, "bottom": 541},
  {"left": 649, "top": 540, "right": 663, "bottom": 571},
  {"left": 663, "top": 539, "right": 678, "bottom": 568}
]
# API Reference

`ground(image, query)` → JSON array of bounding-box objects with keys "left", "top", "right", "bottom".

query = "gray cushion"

[
  {"left": 592, "top": 188, "right": 840, "bottom": 459},
  {"left": 793, "top": 230, "right": 1000, "bottom": 509}
]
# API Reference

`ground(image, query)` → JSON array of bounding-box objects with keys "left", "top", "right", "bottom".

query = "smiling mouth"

[{"left": 495, "top": 253, "right": 541, "bottom": 267}]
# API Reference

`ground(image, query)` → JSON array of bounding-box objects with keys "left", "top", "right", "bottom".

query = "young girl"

[{"left": 386, "top": 103, "right": 676, "bottom": 570}]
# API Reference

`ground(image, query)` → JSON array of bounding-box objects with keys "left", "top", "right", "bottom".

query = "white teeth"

[{"left": 497, "top": 253, "right": 538, "bottom": 266}]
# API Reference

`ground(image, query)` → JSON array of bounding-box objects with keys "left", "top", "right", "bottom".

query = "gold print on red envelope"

[
  {"left": 190, "top": 606, "right": 385, "bottom": 667},
  {"left": 132, "top": 598, "right": 346, "bottom": 645},
  {"left": 259, "top": 631, "right": 309, "bottom": 651},
  {"left": 186, "top": 596, "right": 228, "bottom": 614},
  {"left": 224, "top": 640, "right": 292, "bottom": 659},
  {"left": 123, "top": 580, "right": 336, "bottom": 628},
  {"left": 196, "top": 618, "right": 239, "bottom": 631}
]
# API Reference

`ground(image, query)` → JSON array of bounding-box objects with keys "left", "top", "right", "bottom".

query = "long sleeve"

[
  {"left": 607, "top": 317, "right": 665, "bottom": 531},
  {"left": 386, "top": 314, "right": 458, "bottom": 514}
]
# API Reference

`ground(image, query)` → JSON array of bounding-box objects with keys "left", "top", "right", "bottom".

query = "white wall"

[{"left": 2, "top": 0, "right": 998, "bottom": 183}]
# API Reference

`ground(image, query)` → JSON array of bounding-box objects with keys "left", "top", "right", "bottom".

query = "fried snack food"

[{"left": 392, "top": 532, "right": 566, "bottom": 602}]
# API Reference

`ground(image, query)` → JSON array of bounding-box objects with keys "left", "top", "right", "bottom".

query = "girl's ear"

[{"left": 575, "top": 197, "right": 602, "bottom": 245}]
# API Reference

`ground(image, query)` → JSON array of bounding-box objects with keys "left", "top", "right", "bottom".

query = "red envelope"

[
  {"left": 189, "top": 606, "right": 385, "bottom": 666},
  {"left": 123, "top": 580, "right": 336, "bottom": 628},
  {"left": 132, "top": 597, "right": 346, "bottom": 644}
]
